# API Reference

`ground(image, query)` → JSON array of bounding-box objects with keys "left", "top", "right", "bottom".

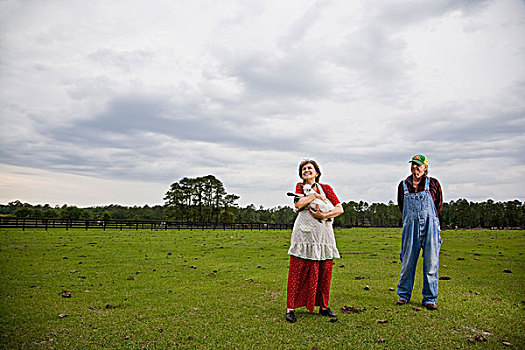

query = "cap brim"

[{"left": 409, "top": 160, "right": 425, "bottom": 165}]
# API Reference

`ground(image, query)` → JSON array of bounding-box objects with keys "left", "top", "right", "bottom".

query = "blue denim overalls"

[{"left": 397, "top": 177, "right": 442, "bottom": 305}]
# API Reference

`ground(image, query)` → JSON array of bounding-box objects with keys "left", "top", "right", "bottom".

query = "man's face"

[{"left": 411, "top": 162, "right": 428, "bottom": 179}]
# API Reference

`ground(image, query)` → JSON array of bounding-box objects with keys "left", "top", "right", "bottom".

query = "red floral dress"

[{"left": 286, "top": 182, "right": 341, "bottom": 312}]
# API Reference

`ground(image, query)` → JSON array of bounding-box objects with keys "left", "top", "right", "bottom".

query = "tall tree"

[{"left": 164, "top": 175, "right": 238, "bottom": 223}]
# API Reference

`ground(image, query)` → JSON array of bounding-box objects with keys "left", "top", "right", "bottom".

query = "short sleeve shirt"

[{"left": 295, "top": 183, "right": 340, "bottom": 207}]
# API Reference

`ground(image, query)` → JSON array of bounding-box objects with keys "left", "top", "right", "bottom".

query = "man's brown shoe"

[
  {"left": 424, "top": 303, "right": 438, "bottom": 310},
  {"left": 396, "top": 299, "right": 407, "bottom": 305}
]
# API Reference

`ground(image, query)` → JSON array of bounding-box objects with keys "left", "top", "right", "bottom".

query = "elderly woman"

[{"left": 285, "top": 159, "right": 344, "bottom": 323}]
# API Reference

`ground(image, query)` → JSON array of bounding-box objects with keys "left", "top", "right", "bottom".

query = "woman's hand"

[
  {"left": 295, "top": 193, "right": 327, "bottom": 210},
  {"left": 309, "top": 204, "right": 326, "bottom": 219},
  {"left": 314, "top": 193, "right": 329, "bottom": 203},
  {"left": 309, "top": 203, "right": 344, "bottom": 220}
]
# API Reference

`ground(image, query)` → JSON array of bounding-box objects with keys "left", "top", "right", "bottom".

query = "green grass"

[{"left": 0, "top": 227, "right": 524, "bottom": 349}]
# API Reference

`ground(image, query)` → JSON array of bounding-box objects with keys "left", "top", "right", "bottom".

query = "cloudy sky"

[{"left": 1, "top": 0, "right": 524, "bottom": 209}]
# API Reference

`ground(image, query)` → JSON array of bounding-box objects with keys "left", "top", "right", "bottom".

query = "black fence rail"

[{"left": 0, "top": 217, "right": 293, "bottom": 231}]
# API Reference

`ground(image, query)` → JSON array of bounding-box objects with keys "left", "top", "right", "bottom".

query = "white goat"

[{"left": 302, "top": 183, "right": 335, "bottom": 223}]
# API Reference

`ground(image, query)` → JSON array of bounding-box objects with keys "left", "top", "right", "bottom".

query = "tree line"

[{"left": 1, "top": 175, "right": 523, "bottom": 228}]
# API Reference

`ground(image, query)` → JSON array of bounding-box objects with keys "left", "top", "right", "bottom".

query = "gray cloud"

[
  {"left": 47, "top": 94, "right": 300, "bottom": 150},
  {"left": 375, "top": 0, "right": 493, "bottom": 29},
  {"left": 87, "top": 48, "right": 154, "bottom": 73},
  {"left": 230, "top": 54, "right": 331, "bottom": 99},
  {"left": 276, "top": 0, "right": 332, "bottom": 49},
  {"left": 330, "top": 25, "right": 410, "bottom": 100},
  {"left": 1, "top": 0, "right": 524, "bottom": 207},
  {"left": 0, "top": 92, "right": 304, "bottom": 182},
  {"left": 423, "top": 112, "right": 525, "bottom": 144}
]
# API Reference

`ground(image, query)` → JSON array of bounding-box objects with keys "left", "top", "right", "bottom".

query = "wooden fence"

[{"left": 0, "top": 217, "right": 293, "bottom": 231}]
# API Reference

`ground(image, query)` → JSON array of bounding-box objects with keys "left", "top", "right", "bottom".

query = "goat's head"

[{"left": 302, "top": 183, "right": 313, "bottom": 195}]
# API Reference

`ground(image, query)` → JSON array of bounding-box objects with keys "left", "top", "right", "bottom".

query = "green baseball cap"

[{"left": 409, "top": 154, "right": 428, "bottom": 166}]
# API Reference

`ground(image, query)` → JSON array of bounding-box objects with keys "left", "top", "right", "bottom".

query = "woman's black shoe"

[
  {"left": 319, "top": 307, "right": 336, "bottom": 317},
  {"left": 286, "top": 310, "right": 296, "bottom": 323}
]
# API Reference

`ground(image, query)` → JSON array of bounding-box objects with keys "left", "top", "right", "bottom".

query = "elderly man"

[{"left": 396, "top": 155, "right": 443, "bottom": 310}]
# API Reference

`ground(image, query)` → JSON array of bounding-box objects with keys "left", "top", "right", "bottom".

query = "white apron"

[{"left": 287, "top": 184, "right": 340, "bottom": 260}]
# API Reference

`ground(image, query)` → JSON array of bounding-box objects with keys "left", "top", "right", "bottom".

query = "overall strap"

[
  {"left": 424, "top": 177, "right": 430, "bottom": 192},
  {"left": 315, "top": 183, "right": 326, "bottom": 197},
  {"left": 402, "top": 180, "right": 409, "bottom": 196}
]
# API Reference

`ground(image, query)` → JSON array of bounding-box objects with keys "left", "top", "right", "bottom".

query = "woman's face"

[{"left": 301, "top": 163, "right": 318, "bottom": 183}]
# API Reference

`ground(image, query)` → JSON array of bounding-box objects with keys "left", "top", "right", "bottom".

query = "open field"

[{"left": 1, "top": 227, "right": 524, "bottom": 349}]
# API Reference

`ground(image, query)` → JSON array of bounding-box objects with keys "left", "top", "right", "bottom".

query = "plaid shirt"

[{"left": 397, "top": 175, "right": 443, "bottom": 215}]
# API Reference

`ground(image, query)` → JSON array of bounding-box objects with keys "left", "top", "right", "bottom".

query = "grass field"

[{"left": 0, "top": 227, "right": 524, "bottom": 349}]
